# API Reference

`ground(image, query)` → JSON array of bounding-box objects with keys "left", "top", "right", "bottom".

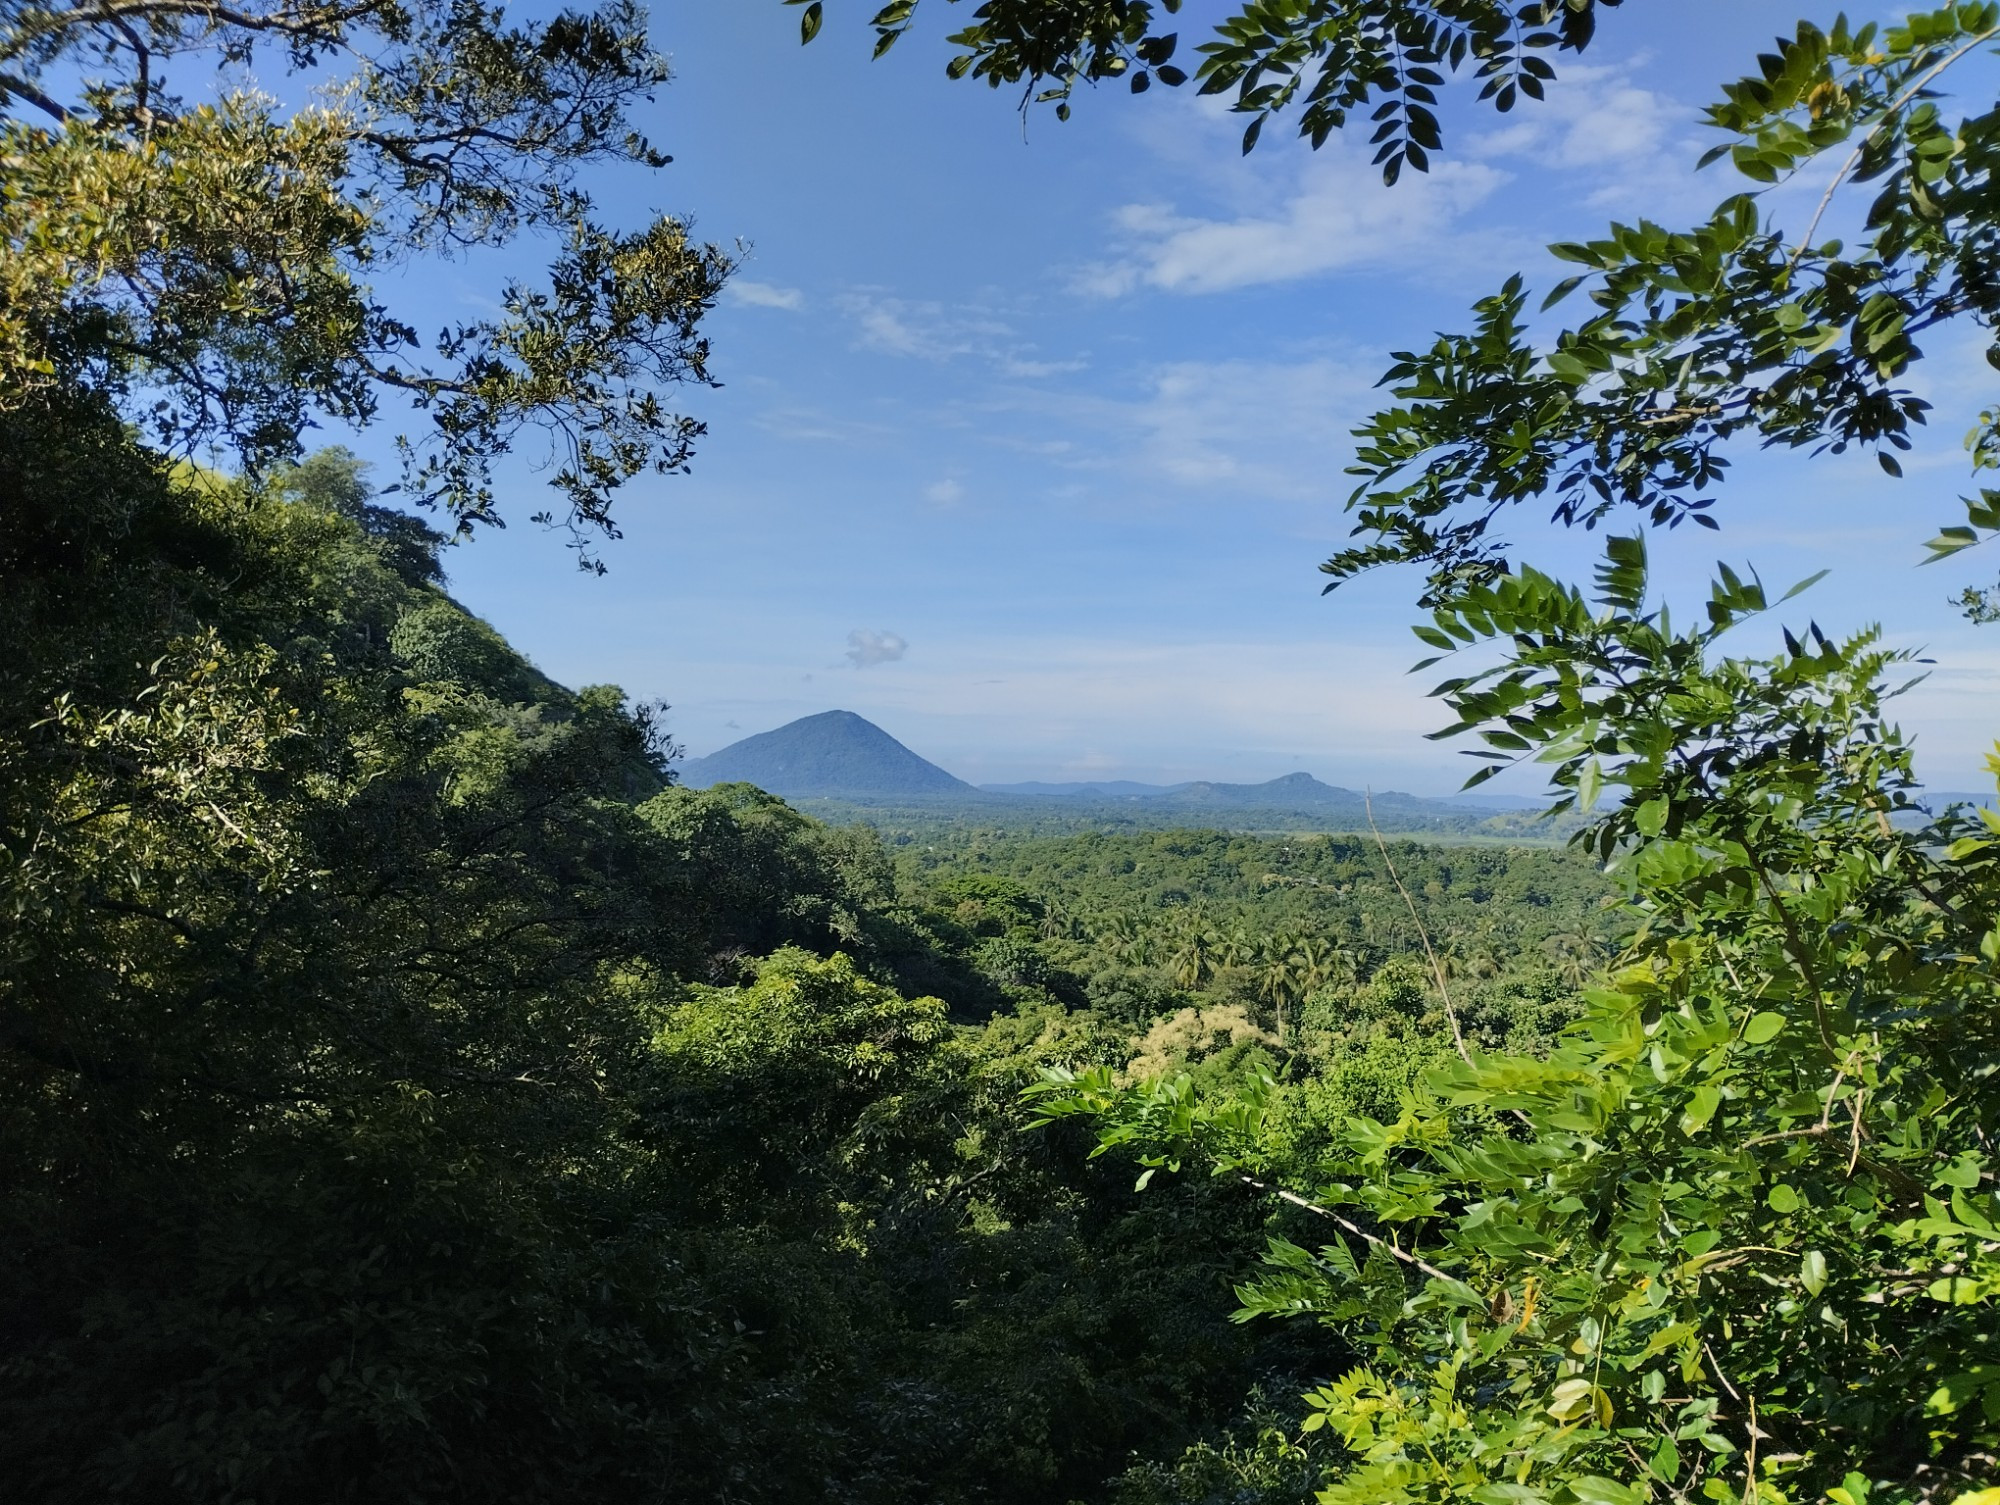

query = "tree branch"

[{"left": 0, "top": 70, "right": 71, "bottom": 122}]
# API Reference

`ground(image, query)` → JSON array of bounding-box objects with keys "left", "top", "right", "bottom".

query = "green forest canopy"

[{"left": 2, "top": 1, "right": 1999, "bottom": 1503}]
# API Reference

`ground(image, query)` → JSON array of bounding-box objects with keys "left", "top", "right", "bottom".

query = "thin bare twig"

[
  {"left": 1743, "top": 1394, "right": 1761, "bottom": 1504},
  {"left": 1847, "top": 1088, "right": 1866, "bottom": 1177},
  {"left": 1705, "top": 1341, "right": 1744, "bottom": 1404},
  {"left": 1789, "top": 25, "right": 2000, "bottom": 269},
  {"left": 1239, "top": 1175, "right": 1456, "bottom": 1284}
]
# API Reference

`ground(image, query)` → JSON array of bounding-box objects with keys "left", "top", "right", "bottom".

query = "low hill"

[
  {"left": 1163, "top": 771, "right": 1366, "bottom": 807},
  {"left": 680, "top": 710, "right": 973, "bottom": 798},
  {"left": 985, "top": 772, "right": 1510, "bottom": 819},
  {"left": 980, "top": 779, "right": 1188, "bottom": 799}
]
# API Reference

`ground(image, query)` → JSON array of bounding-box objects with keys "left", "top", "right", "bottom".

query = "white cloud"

[
  {"left": 845, "top": 628, "right": 909, "bottom": 668},
  {"left": 728, "top": 279, "right": 805, "bottom": 310},
  {"left": 1467, "top": 63, "right": 1681, "bottom": 170},
  {"left": 750, "top": 403, "right": 900, "bottom": 446},
  {"left": 1463, "top": 60, "right": 1729, "bottom": 221},
  {"left": 1076, "top": 143, "right": 1505, "bottom": 297},
  {"left": 998, "top": 355, "right": 1089, "bottom": 379},
  {"left": 841, "top": 292, "right": 1085, "bottom": 376},
  {"left": 1129, "top": 357, "right": 1374, "bottom": 490},
  {"left": 846, "top": 293, "right": 1013, "bottom": 361},
  {"left": 994, "top": 350, "right": 1379, "bottom": 502},
  {"left": 924, "top": 478, "right": 965, "bottom": 504}
]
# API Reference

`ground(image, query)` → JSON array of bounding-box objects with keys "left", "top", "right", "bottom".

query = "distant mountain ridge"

[
  {"left": 983, "top": 771, "right": 1546, "bottom": 813},
  {"left": 980, "top": 780, "right": 1191, "bottom": 799},
  {"left": 683, "top": 712, "right": 1566, "bottom": 833},
  {"left": 1167, "top": 772, "right": 1373, "bottom": 807},
  {"left": 980, "top": 776, "right": 1556, "bottom": 812},
  {"left": 680, "top": 710, "right": 972, "bottom": 797}
]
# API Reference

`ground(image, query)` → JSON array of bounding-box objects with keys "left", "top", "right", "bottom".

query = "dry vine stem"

[{"left": 1364, "top": 791, "right": 1472, "bottom": 1066}]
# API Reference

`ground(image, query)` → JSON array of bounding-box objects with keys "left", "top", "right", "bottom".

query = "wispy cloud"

[
  {"left": 993, "top": 351, "right": 1379, "bottom": 502},
  {"left": 924, "top": 478, "right": 965, "bottom": 504},
  {"left": 1468, "top": 62, "right": 1682, "bottom": 169},
  {"left": 1125, "top": 357, "right": 1375, "bottom": 490},
  {"left": 728, "top": 279, "right": 805, "bottom": 310},
  {"left": 1076, "top": 141, "right": 1504, "bottom": 296},
  {"left": 845, "top": 628, "right": 909, "bottom": 668},
  {"left": 1464, "top": 60, "right": 1726, "bottom": 220},
  {"left": 841, "top": 292, "right": 1086, "bottom": 377}
]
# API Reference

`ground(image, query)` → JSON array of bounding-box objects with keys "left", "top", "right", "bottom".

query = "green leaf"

[
  {"left": 1780, "top": 569, "right": 1830, "bottom": 602},
  {"left": 1651, "top": 1435, "right": 1684, "bottom": 1483},
  {"left": 1472, "top": 1485, "right": 1546, "bottom": 1505},
  {"left": 1927, "top": 1274, "right": 1991, "bottom": 1305},
  {"left": 800, "top": 0, "right": 823, "bottom": 43},
  {"left": 1578, "top": 758, "right": 1603, "bottom": 813},
  {"left": 1801, "top": 1249, "right": 1828, "bottom": 1296},
  {"left": 1680, "top": 1084, "right": 1721, "bottom": 1135},
  {"left": 1927, "top": 525, "right": 1982, "bottom": 560},
  {"left": 1541, "top": 275, "right": 1587, "bottom": 310},
  {"left": 1568, "top": 1478, "right": 1643, "bottom": 1505},
  {"left": 1767, "top": 1182, "right": 1800, "bottom": 1214},
  {"left": 1743, "top": 1011, "right": 1785, "bottom": 1045},
  {"left": 1546, "top": 1376, "right": 1596, "bottom": 1421},
  {"left": 1936, "top": 1154, "right": 1986, "bottom": 1190}
]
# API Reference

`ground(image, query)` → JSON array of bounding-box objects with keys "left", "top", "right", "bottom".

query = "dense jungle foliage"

[
  {"left": 4, "top": 0, "right": 1999, "bottom": 1501},
  {"left": 786, "top": 793, "right": 1584, "bottom": 842},
  {"left": 0, "top": 439, "right": 1598, "bottom": 1499}
]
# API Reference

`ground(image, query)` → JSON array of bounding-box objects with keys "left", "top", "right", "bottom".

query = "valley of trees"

[
  {"left": 0, "top": 439, "right": 1610, "bottom": 1499},
  {"left": 2, "top": 1, "right": 1998, "bottom": 1503},
  {"left": 784, "top": 789, "right": 1589, "bottom": 842}
]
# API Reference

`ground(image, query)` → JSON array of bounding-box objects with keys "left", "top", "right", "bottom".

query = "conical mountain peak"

[{"left": 680, "top": 711, "right": 972, "bottom": 797}]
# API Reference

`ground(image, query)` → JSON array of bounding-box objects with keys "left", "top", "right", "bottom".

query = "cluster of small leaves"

[
  {"left": 396, "top": 217, "right": 726, "bottom": 557},
  {"left": 798, "top": 0, "right": 1621, "bottom": 172},
  {"left": 1329, "top": 6, "right": 2000, "bottom": 615},
  {"left": 1026, "top": 1063, "right": 1272, "bottom": 1187},
  {"left": 0, "top": 0, "right": 729, "bottom": 554},
  {"left": 1030, "top": 538, "right": 2000, "bottom": 1502}
]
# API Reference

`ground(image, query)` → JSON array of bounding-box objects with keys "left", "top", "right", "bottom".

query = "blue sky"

[{"left": 341, "top": 1, "right": 2000, "bottom": 794}]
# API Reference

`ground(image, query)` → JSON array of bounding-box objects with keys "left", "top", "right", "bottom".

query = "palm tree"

[
  {"left": 1091, "top": 912, "right": 1145, "bottom": 964},
  {"left": 1543, "top": 930, "right": 1605, "bottom": 988},
  {"left": 1165, "top": 908, "right": 1220, "bottom": 990},
  {"left": 1160, "top": 900, "right": 1216, "bottom": 992},
  {"left": 1039, "top": 898, "right": 1078, "bottom": 942},
  {"left": 1448, "top": 921, "right": 1505, "bottom": 981},
  {"left": 1298, "top": 935, "right": 1356, "bottom": 993},
  {"left": 1280, "top": 935, "right": 1357, "bottom": 1042},
  {"left": 1210, "top": 926, "right": 1251, "bottom": 972},
  {"left": 1165, "top": 935, "right": 1206, "bottom": 990},
  {"left": 1255, "top": 936, "right": 1305, "bottom": 1045}
]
